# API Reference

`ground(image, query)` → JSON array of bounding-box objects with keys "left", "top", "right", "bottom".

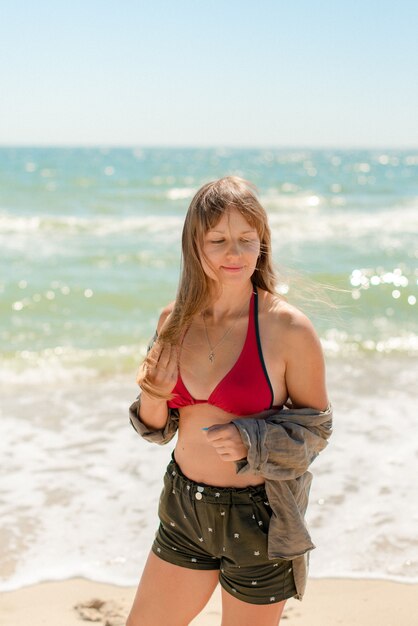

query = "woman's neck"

[{"left": 204, "top": 282, "right": 254, "bottom": 324}]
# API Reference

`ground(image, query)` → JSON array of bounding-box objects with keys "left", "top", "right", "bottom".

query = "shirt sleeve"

[
  {"left": 232, "top": 405, "right": 333, "bottom": 479},
  {"left": 129, "top": 394, "right": 179, "bottom": 445}
]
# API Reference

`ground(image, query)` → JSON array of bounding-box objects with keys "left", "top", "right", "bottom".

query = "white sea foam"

[
  {"left": 166, "top": 187, "right": 195, "bottom": 200},
  {"left": 267, "top": 204, "right": 418, "bottom": 245},
  {"left": 1, "top": 201, "right": 417, "bottom": 251},
  {"left": 1, "top": 356, "right": 417, "bottom": 591},
  {"left": 0, "top": 213, "right": 184, "bottom": 258},
  {"left": 307, "top": 357, "right": 418, "bottom": 582},
  {"left": 0, "top": 379, "right": 172, "bottom": 591},
  {"left": 0, "top": 212, "right": 183, "bottom": 236},
  {"left": 0, "top": 345, "right": 145, "bottom": 384}
]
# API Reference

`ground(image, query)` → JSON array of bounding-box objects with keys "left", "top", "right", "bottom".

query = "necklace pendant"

[{"left": 208, "top": 352, "right": 215, "bottom": 363}]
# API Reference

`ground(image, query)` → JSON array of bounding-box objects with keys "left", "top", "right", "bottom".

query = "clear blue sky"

[{"left": 1, "top": 0, "right": 417, "bottom": 147}]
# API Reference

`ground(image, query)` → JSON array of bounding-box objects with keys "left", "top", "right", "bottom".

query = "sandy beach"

[{"left": 0, "top": 577, "right": 416, "bottom": 625}]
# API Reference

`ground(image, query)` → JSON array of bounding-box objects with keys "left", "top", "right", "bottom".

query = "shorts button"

[{"left": 195, "top": 492, "right": 203, "bottom": 500}]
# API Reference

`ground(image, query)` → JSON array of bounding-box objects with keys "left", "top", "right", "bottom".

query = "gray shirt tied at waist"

[{"left": 129, "top": 396, "right": 333, "bottom": 599}]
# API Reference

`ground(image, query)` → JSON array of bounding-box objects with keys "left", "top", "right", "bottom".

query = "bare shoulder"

[
  {"left": 261, "top": 291, "right": 328, "bottom": 409},
  {"left": 261, "top": 291, "right": 323, "bottom": 354},
  {"left": 156, "top": 301, "right": 175, "bottom": 333}
]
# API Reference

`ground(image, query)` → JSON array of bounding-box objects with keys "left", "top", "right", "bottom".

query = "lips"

[{"left": 221, "top": 266, "right": 244, "bottom": 272}]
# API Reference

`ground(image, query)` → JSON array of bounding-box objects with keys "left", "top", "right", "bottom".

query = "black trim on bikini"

[{"left": 253, "top": 288, "right": 275, "bottom": 409}]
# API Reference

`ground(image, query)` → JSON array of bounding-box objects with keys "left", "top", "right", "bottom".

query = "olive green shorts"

[{"left": 152, "top": 455, "right": 296, "bottom": 605}]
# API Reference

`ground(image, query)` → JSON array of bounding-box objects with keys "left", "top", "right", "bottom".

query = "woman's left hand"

[{"left": 205, "top": 423, "right": 248, "bottom": 462}]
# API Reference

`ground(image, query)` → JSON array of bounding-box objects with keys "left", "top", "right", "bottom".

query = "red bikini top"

[{"left": 167, "top": 289, "right": 280, "bottom": 416}]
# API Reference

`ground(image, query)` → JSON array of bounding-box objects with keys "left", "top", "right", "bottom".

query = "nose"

[{"left": 226, "top": 239, "right": 241, "bottom": 257}]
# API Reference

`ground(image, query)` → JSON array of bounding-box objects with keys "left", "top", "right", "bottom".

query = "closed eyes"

[{"left": 209, "top": 238, "right": 258, "bottom": 244}]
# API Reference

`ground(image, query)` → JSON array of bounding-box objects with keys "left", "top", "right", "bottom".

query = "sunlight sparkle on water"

[
  {"left": 405, "top": 155, "right": 418, "bottom": 165},
  {"left": 355, "top": 162, "right": 371, "bottom": 173},
  {"left": 349, "top": 267, "right": 416, "bottom": 303},
  {"left": 307, "top": 195, "right": 320, "bottom": 206},
  {"left": 277, "top": 283, "right": 289, "bottom": 295}
]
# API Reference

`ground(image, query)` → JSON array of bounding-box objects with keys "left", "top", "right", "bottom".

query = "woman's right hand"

[{"left": 140, "top": 340, "right": 178, "bottom": 397}]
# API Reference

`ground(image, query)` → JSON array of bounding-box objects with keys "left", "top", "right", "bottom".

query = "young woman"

[{"left": 127, "top": 176, "right": 330, "bottom": 626}]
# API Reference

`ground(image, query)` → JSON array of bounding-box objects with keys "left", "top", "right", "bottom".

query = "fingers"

[
  {"left": 148, "top": 342, "right": 176, "bottom": 371},
  {"left": 157, "top": 342, "right": 172, "bottom": 369},
  {"left": 206, "top": 423, "right": 237, "bottom": 442},
  {"left": 205, "top": 423, "right": 247, "bottom": 462},
  {"left": 143, "top": 341, "right": 179, "bottom": 394},
  {"left": 161, "top": 344, "right": 179, "bottom": 381},
  {"left": 216, "top": 451, "right": 235, "bottom": 461},
  {"left": 146, "top": 341, "right": 162, "bottom": 369}
]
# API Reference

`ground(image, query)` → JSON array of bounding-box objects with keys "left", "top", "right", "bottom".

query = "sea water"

[{"left": 0, "top": 147, "right": 417, "bottom": 590}]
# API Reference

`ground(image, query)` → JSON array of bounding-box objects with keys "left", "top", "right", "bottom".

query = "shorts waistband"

[{"left": 167, "top": 453, "right": 267, "bottom": 505}]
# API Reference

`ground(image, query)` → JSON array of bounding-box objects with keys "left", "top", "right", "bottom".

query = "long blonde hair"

[{"left": 139, "top": 176, "right": 278, "bottom": 398}]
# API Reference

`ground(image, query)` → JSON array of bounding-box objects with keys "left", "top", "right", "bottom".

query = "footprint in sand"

[{"left": 74, "top": 598, "right": 125, "bottom": 626}]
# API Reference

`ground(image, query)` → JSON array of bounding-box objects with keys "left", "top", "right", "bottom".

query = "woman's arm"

[
  {"left": 129, "top": 395, "right": 179, "bottom": 445},
  {"left": 283, "top": 311, "right": 328, "bottom": 412},
  {"left": 136, "top": 304, "right": 177, "bottom": 431}
]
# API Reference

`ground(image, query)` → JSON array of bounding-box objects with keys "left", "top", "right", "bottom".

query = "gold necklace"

[{"left": 202, "top": 293, "right": 251, "bottom": 363}]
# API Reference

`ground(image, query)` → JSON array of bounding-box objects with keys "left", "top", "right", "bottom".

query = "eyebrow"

[{"left": 207, "top": 229, "right": 257, "bottom": 234}]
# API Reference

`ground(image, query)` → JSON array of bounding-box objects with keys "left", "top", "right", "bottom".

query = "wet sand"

[{"left": 0, "top": 577, "right": 416, "bottom": 625}]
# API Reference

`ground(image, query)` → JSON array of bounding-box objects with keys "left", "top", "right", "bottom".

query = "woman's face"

[{"left": 199, "top": 207, "right": 261, "bottom": 285}]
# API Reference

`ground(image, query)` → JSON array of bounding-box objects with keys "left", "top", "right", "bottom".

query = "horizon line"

[{"left": 1, "top": 143, "right": 417, "bottom": 151}]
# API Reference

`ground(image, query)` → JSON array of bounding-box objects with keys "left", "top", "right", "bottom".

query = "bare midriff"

[{"left": 174, "top": 403, "right": 268, "bottom": 488}]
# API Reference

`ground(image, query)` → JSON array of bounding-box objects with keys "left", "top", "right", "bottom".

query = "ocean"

[{"left": 0, "top": 146, "right": 417, "bottom": 590}]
